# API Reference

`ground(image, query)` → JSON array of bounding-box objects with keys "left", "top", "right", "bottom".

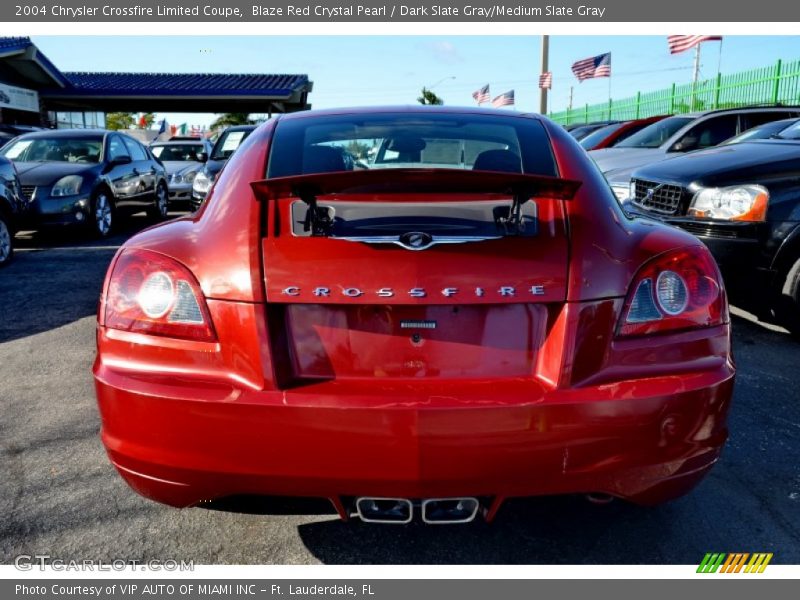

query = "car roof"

[{"left": 152, "top": 139, "right": 205, "bottom": 145}]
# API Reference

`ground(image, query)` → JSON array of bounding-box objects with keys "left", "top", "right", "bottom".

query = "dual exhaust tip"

[{"left": 355, "top": 496, "right": 480, "bottom": 524}]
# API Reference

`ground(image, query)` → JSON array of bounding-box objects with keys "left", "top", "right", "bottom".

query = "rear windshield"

[
  {"left": 267, "top": 112, "right": 558, "bottom": 178},
  {"left": 615, "top": 116, "right": 693, "bottom": 148}
]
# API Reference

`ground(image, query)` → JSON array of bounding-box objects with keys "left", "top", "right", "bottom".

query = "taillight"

[
  {"left": 105, "top": 249, "right": 216, "bottom": 342},
  {"left": 618, "top": 247, "right": 727, "bottom": 337}
]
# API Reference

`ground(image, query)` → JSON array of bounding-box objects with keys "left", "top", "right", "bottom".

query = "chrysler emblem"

[{"left": 399, "top": 231, "right": 434, "bottom": 251}]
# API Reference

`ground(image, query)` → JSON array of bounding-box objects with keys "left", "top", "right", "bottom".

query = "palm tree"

[
  {"left": 417, "top": 87, "right": 444, "bottom": 105},
  {"left": 210, "top": 113, "right": 253, "bottom": 130}
]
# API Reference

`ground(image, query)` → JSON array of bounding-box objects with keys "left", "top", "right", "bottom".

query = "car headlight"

[
  {"left": 192, "top": 171, "right": 211, "bottom": 194},
  {"left": 181, "top": 170, "right": 198, "bottom": 184},
  {"left": 51, "top": 175, "right": 83, "bottom": 198},
  {"left": 610, "top": 182, "right": 631, "bottom": 203},
  {"left": 688, "top": 184, "right": 769, "bottom": 222}
]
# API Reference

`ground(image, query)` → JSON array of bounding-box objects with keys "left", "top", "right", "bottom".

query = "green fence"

[{"left": 548, "top": 59, "right": 800, "bottom": 125}]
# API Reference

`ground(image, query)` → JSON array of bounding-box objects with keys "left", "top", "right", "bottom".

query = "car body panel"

[{"left": 94, "top": 106, "right": 735, "bottom": 517}]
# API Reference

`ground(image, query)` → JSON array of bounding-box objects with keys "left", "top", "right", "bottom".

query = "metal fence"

[{"left": 548, "top": 59, "right": 800, "bottom": 125}]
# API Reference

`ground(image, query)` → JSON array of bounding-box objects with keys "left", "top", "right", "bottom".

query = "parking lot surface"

[{"left": 1, "top": 217, "right": 799, "bottom": 564}]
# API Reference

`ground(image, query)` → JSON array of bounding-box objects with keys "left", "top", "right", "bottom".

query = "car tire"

[
  {"left": 0, "top": 212, "right": 13, "bottom": 267},
  {"left": 775, "top": 255, "right": 800, "bottom": 338},
  {"left": 147, "top": 182, "right": 169, "bottom": 221},
  {"left": 91, "top": 190, "right": 115, "bottom": 238}
]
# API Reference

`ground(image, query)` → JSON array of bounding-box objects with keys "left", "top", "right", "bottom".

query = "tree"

[
  {"left": 417, "top": 87, "right": 444, "bottom": 105},
  {"left": 210, "top": 113, "right": 253, "bottom": 130},
  {"left": 105, "top": 112, "right": 135, "bottom": 130}
]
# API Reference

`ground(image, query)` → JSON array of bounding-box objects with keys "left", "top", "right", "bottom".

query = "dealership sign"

[{"left": 0, "top": 82, "right": 39, "bottom": 113}]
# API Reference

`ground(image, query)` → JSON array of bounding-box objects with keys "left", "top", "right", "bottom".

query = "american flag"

[
  {"left": 539, "top": 72, "right": 552, "bottom": 89},
  {"left": 491, "top": 90, "right": 515, "bottom": 108},
  {"left": 667, "top": 35, "right": 723, "bottom": 54},
  {"left": 571, "top": 52, "right": 611, "bottom": 82},
  {"left": 472, "top": 84, "right": 490, "bottom": 105}
]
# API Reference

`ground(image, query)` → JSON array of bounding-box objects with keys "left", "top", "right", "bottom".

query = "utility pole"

[
  {"left": 691, "top": 44, "right": 701, "bottom": 111},
  {"left": 539, "top": 35, "right": 549, "bottom": 114},
  {"left": 568, "top": 86, "right": 573, "bottom": 110}
]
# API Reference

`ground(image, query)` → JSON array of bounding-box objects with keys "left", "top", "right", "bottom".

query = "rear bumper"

[{"left": 94, "top": 355, "right": 734, "bottom": 513}]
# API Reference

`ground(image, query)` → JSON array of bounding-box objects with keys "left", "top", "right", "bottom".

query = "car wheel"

[
  {"left": 775, "top": 255, "right": 800, "bottom": 338},
  {"left": 92, "top": 191, "right": 114, "bottom": 238},
  {"left": 0, "top": 213, "right": 13, "bottom": 267},
  {"left": 147, "top": 183, "right": 169, "bottom": 221}
]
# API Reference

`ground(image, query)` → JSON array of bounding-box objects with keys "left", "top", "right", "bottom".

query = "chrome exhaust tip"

[
  {"left": 421, "top": 497, "right": 480, "bottom": 524},
  {"left": 355, "top": 497, "right": 413, "bottom": 524}
]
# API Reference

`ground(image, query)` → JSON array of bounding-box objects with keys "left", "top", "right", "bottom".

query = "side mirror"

[
  {"left": 670, "top": 137, "right": 697, "bottom": 152},
  {"left": 111, "top": 155, "right": 132, "bottom": 165},
  {"left": 196, "top": 151, "right": 208, "bottom": 163}
]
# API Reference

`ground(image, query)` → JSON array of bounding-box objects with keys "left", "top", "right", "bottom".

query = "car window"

[
  {"left": 0, "top": 136, "right": 103, "bottom": 163},
  {"left": 579, "top": 123, "right": 624, "bottom": 149},
  {"left": 107, "top": 135, "right": 130, "bottom": 161},
  {"left": 151, "top": 143, "right": 202, "bottom": 161},
  {"left": 122, "top": 137, "right": 148, "bottom": 161},
  {"left": 267, "top": 112, "right": 558, "bottom": 178},
  {"left": 672, "top": 115, "right": 738, "bottom": 152},
  {"left": 210, "top": 129, "right": 254, "bottom": 161},
  {"left": 740, "top": 111, "right": 794, "bottom": 131},
  {"left": 721, "top": 118, "right": 798, "bottom": 145},
  {"left": 615, "top": 116, "right": 694, "bottom": 148}
]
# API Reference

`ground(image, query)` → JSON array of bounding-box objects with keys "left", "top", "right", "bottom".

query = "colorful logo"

[{"left": 697, "top": 553, "right": 773, "bottom": 573}]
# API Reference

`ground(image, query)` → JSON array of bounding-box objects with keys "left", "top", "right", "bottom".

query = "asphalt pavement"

[{"left": 1, "top": 216, "right": 799, "bottom": 565}]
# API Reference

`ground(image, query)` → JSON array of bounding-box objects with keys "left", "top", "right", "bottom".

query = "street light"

[{"left": 427, "top": 76, "right": 456, "bottom": 90}]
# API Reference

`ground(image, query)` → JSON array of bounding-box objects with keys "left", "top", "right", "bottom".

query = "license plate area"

[{"left": 277, "top": 303, "right": 547, "bottom": 381}]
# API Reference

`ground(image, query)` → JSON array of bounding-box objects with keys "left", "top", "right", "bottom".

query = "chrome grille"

[
  {"left": 20, "top": 186, "right": 36, "bottom": 201},
  {"left": 631, "top": 179, "right": 684, "bottom": 215}
]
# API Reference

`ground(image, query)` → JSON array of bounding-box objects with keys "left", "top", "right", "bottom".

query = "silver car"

[{"left": 150, "top": 139, "right": 213, "bottom": 207}]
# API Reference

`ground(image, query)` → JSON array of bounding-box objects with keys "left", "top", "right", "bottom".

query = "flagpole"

[{"left": 716, "top": 38, "right": 723, "bottom": 77}]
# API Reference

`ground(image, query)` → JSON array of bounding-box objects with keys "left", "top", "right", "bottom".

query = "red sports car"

[{"left": 94, "top": 107, "right": 734, "bottom": 524}]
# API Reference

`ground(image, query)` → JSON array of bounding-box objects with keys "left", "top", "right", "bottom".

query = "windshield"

[
  {"left": 267, "top": 112, "right": 557, "bottom": 178},
  {"left": 151, "top": 143, "right": 203, "bottom": 161},
  {"left": 210, "top": 129, "right": 254, "bottom": 160},
  {"left": 568, "top": 125, "right": 602, "bottom": 140},
  {"left": 579, "top": 123, "right": 624, "bottom": 149},
  {"left": 771, "top": 120, "right": 800, "bottom": 140},
  {"left": 1, "top": 136, "right": 103, "bottom": 163},
  {"left": 615, "top": 116, "right": 693, "bottom": 148}
]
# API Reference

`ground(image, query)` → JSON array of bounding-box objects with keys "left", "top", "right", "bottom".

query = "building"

[{"left": 0, "top": 37, "right": 313, "bottom": 129}]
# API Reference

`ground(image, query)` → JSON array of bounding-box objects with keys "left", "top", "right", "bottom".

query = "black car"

[
  {"left": 0, "top": 155, "right": 23, "bottom": 267},
  {"left": 625, "top": 120, "right": 800, "bottom": 335},
  {"left": 0, "top": 129, "right": 169, "bottom": 237},
  {"left": 191, "top": 125, "right": 256, "bottom": 209}
]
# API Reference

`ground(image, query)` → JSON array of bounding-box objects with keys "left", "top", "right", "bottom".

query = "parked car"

[
  {"left": 191, "top": 125, "right": 256, "bottom": 209},
  {"left": 579, "top": 115, "right": 670, "bottom": 151},
  {"left": 591, "top": 106, "right": 800, "bottom": 202},
  {"left": 0, "top": 129, "right": 169, "bottom": 237},
  {"left": 150, "top": 138, "right": 213, "bottom": 207},
  {"left": 625, "top": 120, "right": 800, "bottom": 335},
  {"left": 0, "top": 123, "right": 47, "bottom": 145},
  {"left": 94, "top": 106, "right": 734, "bottom": 521},
  {"left": 567, "top": 120, "right": 620, "bottom": 141},
  {"left": 0, "top": 155, "right": 23, "bottom": 267}
]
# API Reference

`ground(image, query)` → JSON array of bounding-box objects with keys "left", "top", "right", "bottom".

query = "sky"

[{"left": 32, "top": 35, "right": 800, "bottom": 129}]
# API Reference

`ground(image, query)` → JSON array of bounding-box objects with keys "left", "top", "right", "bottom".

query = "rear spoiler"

[
  {"left": 251, "top": 168, "right": 582, "bottom": 201},
  {"left": 251, "top": 168, "right": 582, "bottom": 236}
]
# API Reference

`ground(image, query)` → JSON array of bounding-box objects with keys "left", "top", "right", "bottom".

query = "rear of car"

[{"left": 94, "top": 108, "right": 734, "bottom": 522}]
